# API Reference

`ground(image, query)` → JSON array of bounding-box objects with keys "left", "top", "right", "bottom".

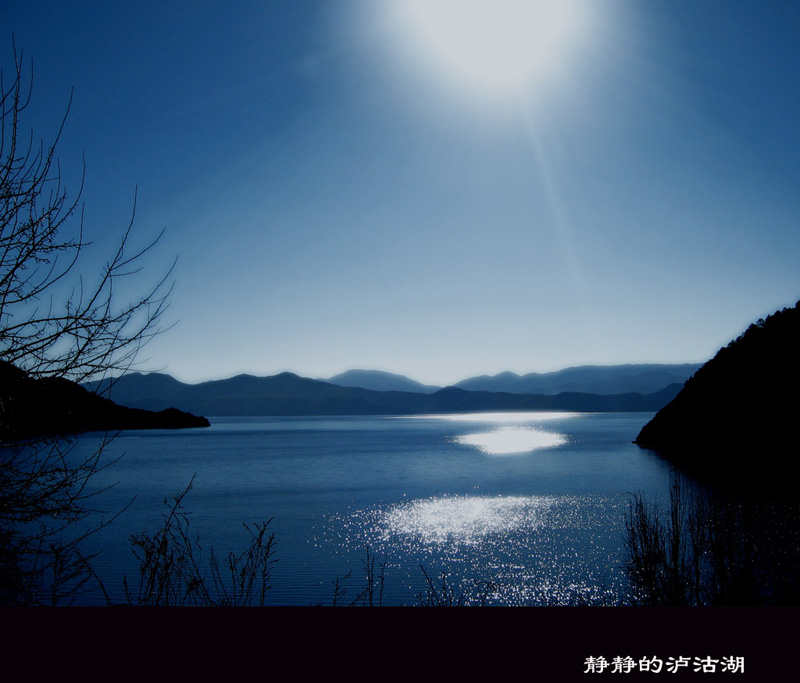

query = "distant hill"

[
  {"left": 84, "top": 370, "right": 683, "bottom": 417},
  {"left": 635, "top": 301, "right": 800, "bottom": 480},
  {"left": 320, "top": 364, "right": 698, "bottom": 395},
  {"left": 455, "top": 364, "right": 702, "bottom": 395},
  {"left": 323, "top": 369, "right": 441, "bottom": 394},
  {"left": 0, "top": 361, "right": 209, "bottom": 441}
]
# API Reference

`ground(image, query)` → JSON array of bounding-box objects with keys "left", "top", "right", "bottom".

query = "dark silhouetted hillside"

[
  {"left": 0, "top": 361, "right": 209, "bottom": 441},
  {"left": 635, "top": 301, "right": 800, "bottom": 478}
]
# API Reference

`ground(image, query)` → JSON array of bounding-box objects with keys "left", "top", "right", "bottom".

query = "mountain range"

[
  {"left": 451, "top": 364, "right": 702, "bottom": 395},
  {"left": 318, "top": 364, "right": 700, "bottom": 395},
  {"left": 82, "top": 364, "right": 693, "bottom": 417}
]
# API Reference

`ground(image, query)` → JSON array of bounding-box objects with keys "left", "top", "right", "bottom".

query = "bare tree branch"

[
  {"left": 0, "top": 48, "right": 173, "bottom": 384},
  {"left": 0, "top": 42, "right": 174, "bottom": 604}
]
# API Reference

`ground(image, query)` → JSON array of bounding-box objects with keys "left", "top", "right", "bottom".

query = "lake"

[{"left": 74, "top": 411, "right": 675, "bottom": 605}]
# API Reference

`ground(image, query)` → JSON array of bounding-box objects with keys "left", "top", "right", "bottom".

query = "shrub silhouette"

[
  {"left": 624, "top": 475, "right": 800, "bottom": 606},
  {"left": 123, "top": 478, "right": 276, "bottom": 607}
]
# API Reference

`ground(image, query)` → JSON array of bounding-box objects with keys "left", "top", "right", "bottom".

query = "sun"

[{"left": 396, "top": 0, "right": 583, "bottom": 97}]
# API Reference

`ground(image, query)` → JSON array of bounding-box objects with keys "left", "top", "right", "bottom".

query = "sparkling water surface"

[{"left": 74, "top": 412, "right": 673, "bottom": 605}]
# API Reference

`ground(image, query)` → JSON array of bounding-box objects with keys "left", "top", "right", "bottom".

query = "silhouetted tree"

[
  {"left": 0, "top": 43, "right": 172, "bottom": 604},
  {"left": 0, "top": 49, "right": 172, "bottom": 382}
]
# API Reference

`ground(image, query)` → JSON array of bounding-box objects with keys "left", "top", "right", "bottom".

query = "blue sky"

[{"left": 3, "top": 1, "right": 799, "bottom": 385}]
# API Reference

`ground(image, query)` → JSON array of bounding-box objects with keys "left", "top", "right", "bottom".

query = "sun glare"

[
  {"left": 397, "top": 0, "right": 583, "bottom": 97},
  {"left": 456, "top": 427, "right": 567, "bottom": 454}
]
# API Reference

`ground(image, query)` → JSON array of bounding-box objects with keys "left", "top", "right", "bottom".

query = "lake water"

[{"left": 74, "top": 411, "right": 675, "bottom": 605}]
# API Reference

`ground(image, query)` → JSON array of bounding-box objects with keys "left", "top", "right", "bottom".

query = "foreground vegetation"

[{"left": 624, "top": 475, "right": 800, "bottom": 606}]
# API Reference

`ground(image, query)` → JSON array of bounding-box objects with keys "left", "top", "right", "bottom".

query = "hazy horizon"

[{"left": 4, "top": 1, "right": 799, "bottom": 386}]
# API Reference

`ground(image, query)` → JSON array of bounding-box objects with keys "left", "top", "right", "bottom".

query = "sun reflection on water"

[
  {"left": 415, "top": 411, "right": 574, "bottom": 455},
  {"left": 416, "top": 411, "right": 579, "bottom": 423},
  {"left": 456, "top": 427, "right": 567, "bottom": 454},
  {"left": 380, "top": 494, "right": 554, "bottom": 545},
  {"left": 328, "top": 493, "right": 628, "bottom": 605}
]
